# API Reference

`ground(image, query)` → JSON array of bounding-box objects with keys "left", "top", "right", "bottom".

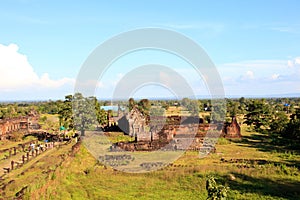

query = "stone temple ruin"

[
  {"left": 0, "top": 110, "right": 39, "bottom": 140},
  {"left": 107, "top": 106, "right": 241, "bottom": 152},
  {"left": 223, "top": 116, "right": 241, "bottom": 138}
]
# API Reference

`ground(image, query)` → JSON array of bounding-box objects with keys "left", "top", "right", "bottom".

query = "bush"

[{"left": 206, "top": 176, "right": 229, "bottom": 200}]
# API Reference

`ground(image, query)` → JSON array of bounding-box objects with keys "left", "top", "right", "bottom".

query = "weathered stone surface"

[
  {"left": 0, "top": 110, "right": 39, "bottom": 140},
  {"left": 0, "top": 117, "right": 28, "bottom": 139},
  {"left": 222, "top": 117, "right": 241, "bottom": 138},
  {"left": 126, "top": 106, "right": 146, "bottom": 140},
  {"left": 106, "top": 107, "right": 241, "bottom": 151}
]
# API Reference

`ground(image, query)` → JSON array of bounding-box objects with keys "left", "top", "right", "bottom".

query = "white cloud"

[
  {"left": 295, "top": 57, "right": 300, "bottom": 65},
  {"left": 39, "top": 73, "right": 74, "bottom": 88},
  {"left": 218, "top": 58, "right": 300, "bottom": 96},
  {"left": 245, "top": 70, "right": 254, "bottom": 79},
  {"left": 271, "top": 74, "right": 280, "bottom": 80},
  {"left": 236, "top": 70, "right": 255, "bottom": 81},
  {"left": 287, "top": 57, "right": 300, "bottom": 67},
  {"left": 287, "top": 60, "right": 294, "bottom": 67},
  {"left": 219, "top": 59, "right": 292, "bottom": 80},
  {"left": 0, "top": 43, "right": 74, "bottom": 92}
]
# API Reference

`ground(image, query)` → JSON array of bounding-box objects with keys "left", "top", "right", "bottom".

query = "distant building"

[{"left": 0, "top": 110, "right": 39, "bottom": 140}]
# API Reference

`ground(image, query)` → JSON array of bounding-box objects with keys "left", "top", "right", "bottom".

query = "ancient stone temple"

[
  {"left": 126, "top": 106, "right": 147, "bottom": 141},
  {"left": 0, "top": 117, "right": 28, "bottom": 140},
  {"left": 223, "top": 116, "right": 241, "bottom": 138},
  {"left": 108, "top": 107, "right": 242, "bottom": 151},
  {"left": 0, "top": 110, "right": 40, "bottom": 140}
]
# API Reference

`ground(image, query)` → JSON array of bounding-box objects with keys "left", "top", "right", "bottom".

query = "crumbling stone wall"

[
  {"left": 109, "top": 108, "right": 241, "bottom": 151},
  {"left": 0, "top": 110, "right": 39, "bottom": 140},
  {"left": 0, "top": 117, "right": 28, "bottom": 140}
]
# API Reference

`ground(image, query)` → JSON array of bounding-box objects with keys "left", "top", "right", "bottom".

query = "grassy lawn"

[
  {"left": 0, "top": 140, "right": 75, "bottom": 199},
  {"left": 1, "top": 126, "right": 300, "bottom": 199}
]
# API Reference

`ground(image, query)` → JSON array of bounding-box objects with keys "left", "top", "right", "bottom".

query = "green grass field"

[{"left": 1, "top": 126, "right": 300, "bottom": 200}]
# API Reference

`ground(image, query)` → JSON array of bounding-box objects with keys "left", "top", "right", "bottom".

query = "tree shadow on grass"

[
  {"left": 229, "top": 132, "right": 300, "bottom": 170},
  {"left": 231, "top": 132, "right": 300, "bottom": 155},
  {"left": 223, "top": 172, "right": 300, "bottom": 200},
  {"left": 198, "top": 172, "right": 300, "bottom": 199}
]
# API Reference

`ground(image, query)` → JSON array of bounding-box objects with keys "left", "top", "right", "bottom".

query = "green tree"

[
  {"left": 198, "top": 100, "right": 203, "bottom": 112},
  {"left": 211, "top": 101, "right": 226, "bottom": 123},
  {"left": 138, "top": 99, "right": 151, "bottom": 116},
  {"left": 283, "top": 108, "right": 300, "bottom": 140},
  {"left": 58, "top": 94, "right": 73, "bottom": 130},
  {"left": 128, "top": 98, "right": 135, "bottom": 111},
  {"left": 0, "top": 110, "right": 3, "bottom": 119},
  {"left": 73, "top": 93, "right": 97, "bottom": 136},
  {"left": 226, "top": 99, "right": 239, "bottom": 117},
  {"left": 239, "top": 97, "right": 245, "bottom": 105},
  {"left": 180, "top": 98, "right": 199, "bottom": 116},
  {"left": 270, "top": 111, "right": 289, "bottom": 134},
  {"left": 244, "top": 99, "right": 272, "bottom": 132},
  {"left": 94, "top": 98, "right": 107, "bottom": 127},
  {"left": 161, "top": 101, "right": 170, "bottom": 110},
  {"left": 237, "top": 97, "right": 247, "bottom": 114},
  {"left": 187, "top": 100, "right": 200, "bottom": 116},
  {"left": 181, "top": 97, "right": 190, "bottom": 109},
  {"left": 284, "top": 119, "right": 300, "bottom": 140}
]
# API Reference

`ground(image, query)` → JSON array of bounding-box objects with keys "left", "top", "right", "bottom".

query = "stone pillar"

[
  {"left": 27, "top": 152, "right": 30, "bottom": 161},
  {"left": 11, "top": 160, "right": 14, "bottom": 170}
]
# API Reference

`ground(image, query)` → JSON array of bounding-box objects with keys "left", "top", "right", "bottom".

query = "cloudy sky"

[{"left": 1, "top": 0, "right": 300, "bottom": 100}]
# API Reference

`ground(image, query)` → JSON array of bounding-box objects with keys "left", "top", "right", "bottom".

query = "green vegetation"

[
  {"left": 206, "top": 176, "right": 229, "bottom": 200},
  {"left": 1, "top": 97, "right": 300, "bottom": 199},
  {"left": 0, "top": 103, "right": 34, "bottom": 119},
  {"left": 58, "top": 93, "right": 108, "bottom": 133},
  {"left": 39, "top": 114, "right": 60, "bottom": 133},
  {"left": 1, "top": 126, "right": 299, "bottom": 200},
  {"left": 105, "top": 132, "right": 135, "bottom": 143}
]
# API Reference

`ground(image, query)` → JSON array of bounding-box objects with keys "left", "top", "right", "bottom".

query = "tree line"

[{"left": 1, "top": 96, "right": 299, "bottom": 143}]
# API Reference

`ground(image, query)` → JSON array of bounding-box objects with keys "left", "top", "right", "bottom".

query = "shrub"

[{"left": 206, "top": 176, "right": 229, "bottom": 200}]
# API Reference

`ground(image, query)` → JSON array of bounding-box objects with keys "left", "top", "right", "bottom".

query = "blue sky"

[{"left": 1, "top": 0, "right": 300, "bottom": 100}]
